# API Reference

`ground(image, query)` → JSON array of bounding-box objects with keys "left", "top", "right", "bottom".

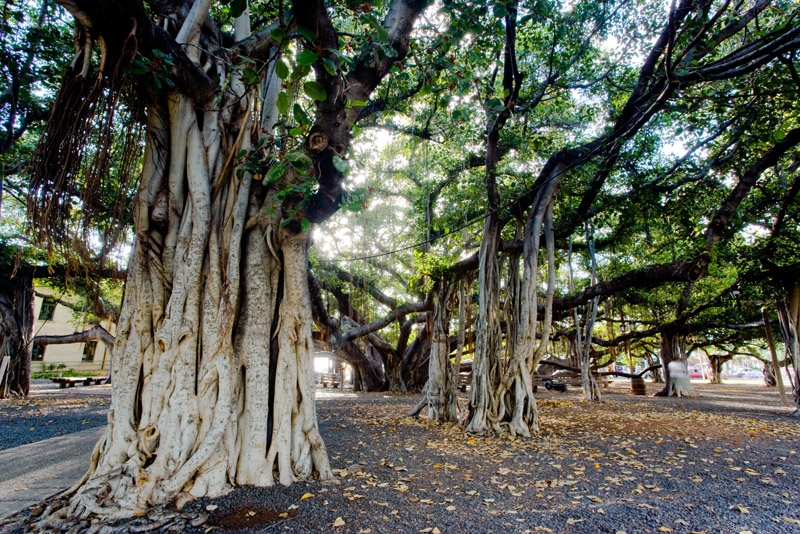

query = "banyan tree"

[{"left": 27, "top": 0, "right": 430, "bottom": 521}]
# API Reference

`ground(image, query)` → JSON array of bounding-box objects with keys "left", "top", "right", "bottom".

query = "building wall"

[{"left": 31, "top": 286, "right": 115, "bottom": 375}]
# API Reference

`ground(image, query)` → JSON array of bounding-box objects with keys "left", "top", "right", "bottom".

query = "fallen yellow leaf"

[
  {"left": 300, "top": 492, "right": 314, "bottom": 500},
  {"left": 333, "top": 517, "right": 345, "bottom": 527}
]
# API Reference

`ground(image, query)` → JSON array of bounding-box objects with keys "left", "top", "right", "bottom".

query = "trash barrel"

[{"left": 631, "top": 377, "right": 646, "bottom": 395}]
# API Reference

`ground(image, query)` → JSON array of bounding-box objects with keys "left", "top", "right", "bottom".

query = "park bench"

[
  {"left": 456, "top": 371, "right": 608, "bottom": 393},
  {"left": 50, "top": 376, "right": 107, "bottom": 388},
  {"left": 317, "top": 372, "right": 341, "bottom": 388}
]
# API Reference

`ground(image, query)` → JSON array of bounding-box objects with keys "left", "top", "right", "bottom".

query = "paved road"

[{"left": 0, "top": 426, "right": 104, "bottom": 520}]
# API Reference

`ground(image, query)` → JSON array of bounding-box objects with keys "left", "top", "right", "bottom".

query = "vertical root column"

[{"left": 266, "top": 230, "right": 332, "bottom": 484}]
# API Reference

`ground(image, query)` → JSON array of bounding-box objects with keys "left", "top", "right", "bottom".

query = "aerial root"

[{"left": 2, "top": 497, "right": 211, "bottom": 534}]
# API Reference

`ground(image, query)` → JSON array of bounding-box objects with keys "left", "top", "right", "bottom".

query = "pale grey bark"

[
  {"left": 426, "top": 282, "right": 456, "bottom": 423},
  {"left": 36, "top": 16, "right": 332, "bottom": 525}
]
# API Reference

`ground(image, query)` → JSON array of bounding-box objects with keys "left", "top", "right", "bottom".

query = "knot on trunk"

[{"left": 308, "top": 132, "right": 328, "bottom": 152}]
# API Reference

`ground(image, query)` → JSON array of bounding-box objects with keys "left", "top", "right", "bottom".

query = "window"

[
  {"left": 31, "top": 345, "right": 45, "bottom": 361},
  {"left": 38, "top": 297, "right": 56, "bottom": 321},
  {"left": 82, "top": 341, "right": 97, "bottom": 362}
]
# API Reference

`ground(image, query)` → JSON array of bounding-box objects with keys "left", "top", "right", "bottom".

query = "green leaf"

[
  {"left": 303, "top": 81, "right": 327, "bottom": 101},
  {"left": 286, "top": 151, "right": 311, "bottom": 164},
  {"left": 361, "top": 14, "right": 388, "bottom": 41},
  {"left": 277, "top": 91, "right": 289, "bottom": 114},
  {"left": 229, "top": 0, "right": 247, "bottom": 18},
  {"left": 242, "top": 67, "right": 260, "bottom": 85},
  {"left": 297, "top": 26, "right": 317, "bottom": 44},
  {"left": 296, "top": 50, "right": 319, "bottom": 66},
  {"left": 347, "top": 99, "right": 368, "bottom": 108},
  {"left": 293, "top": 103, "right": 310, "bottom": 126},
  {"left": 275, "top": 60, "right": 289, "bottom": 80},
  {"left": 270, "top": 28, "right": 287, "bottom": 41},
  {"left": 264, "top": 163, "right": 286, "bottom": 185},
  {"left": 289, "top": 126, "right": 304, "bottom": 137},
  {"left": 332, "top": 155, "right": 351, "bottom": 173},
  {"left": 300, "top": 218, "right": 311, "bottom": 233},
  {"left": 290, "top": 64, "right": 310, "bottom": 81},
  {"left": 322, "top": 57, "right": 338, "bottom": 76}
]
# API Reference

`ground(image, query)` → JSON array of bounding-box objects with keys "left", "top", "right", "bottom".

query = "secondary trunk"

[
  {"left": 708, "top": 353, "right": 730, "bottom": 385},
  {"left": 426, "top": 282, "right": 457, "bottom": 422},
  {"left": 776, "top": 283, "right": 800, "bottom": 414},
  {"left": 463, "top": 212, "right": 503, "bottom": 434},
  {"left": 655, "top": 329, "right": 684, "bottom": 397},
  {"left": 762, "top": 307, "right": 789, "bottom": 405},
  {"left": 0, "top": 267, "right": 33, "bottom": 398}
]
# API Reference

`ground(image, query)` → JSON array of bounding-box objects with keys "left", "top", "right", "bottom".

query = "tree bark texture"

[
  {"left": 776, "top": 284, "right": 800, "bottom": 414},
  {"left": 39, "top": 28, "right": 334, "bottom": 525},
  {"left": 426, "top": 282, "right": 458, "bottom": 422},
  {"left": 0, "top": 268, "right": 33, "bottom": 398},
  {"left": 464, "top": 212, "right": 503, "bottom": 434},
  {"left": 708, "top": 353, "right": 731, "bottom": 385},
  {"left": 655, "top": 329, "right": 681, "bottom": 397},
  {"left": 31, "top": 0, "right": 431, "bottom": 521},
  {"left": 762, "top": 307, "right": 788, "bottom": 405}
]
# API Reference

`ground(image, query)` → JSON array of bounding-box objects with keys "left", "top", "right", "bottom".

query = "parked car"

[
  {"left": 740, "top": 371, "right": 763, "bottom": 380},
  {"left": 729, "top": 368, "right": 762, "bottom": 379},
  {"left": 689, "top": 368, "right": 705, "bottom": 379}
]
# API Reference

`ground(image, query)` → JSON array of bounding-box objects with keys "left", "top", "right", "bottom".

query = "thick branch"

[
  {"left": 341, "top": 295, "right": 433, "bottom": 342},
  {"left": 33, "top": 324, "right": 115, "bottom": 351}
]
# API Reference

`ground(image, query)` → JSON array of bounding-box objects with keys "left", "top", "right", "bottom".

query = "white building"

[{"left": 31, "top": 286, "right": 113, "bottom": 375}]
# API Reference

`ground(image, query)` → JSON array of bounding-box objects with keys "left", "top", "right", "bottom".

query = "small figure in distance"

[{"left": 668, "top": 360, "right": 693, "bottom": 397}]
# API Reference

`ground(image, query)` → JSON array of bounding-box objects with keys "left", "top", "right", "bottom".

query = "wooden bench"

[
  {"left": 456, "top": 371, "right": 608, "bottom": 393},
  {"left": 317, "top": 372, "right": 341, "bottom": 388},
  {"left": 50, "top": 376, "right": 107, "bottom": 388}
]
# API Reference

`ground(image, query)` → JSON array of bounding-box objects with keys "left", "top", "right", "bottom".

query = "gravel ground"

[
  {"left": 0, "top": 379, "right": 110, "bottom": 451},
  {"left": 2, "top": 381, "right": 799, "bottom": 534}
]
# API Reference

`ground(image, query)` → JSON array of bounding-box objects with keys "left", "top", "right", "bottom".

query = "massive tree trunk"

[
  {"left": 463, "top": 1, "right": 524, "bottom": 435},
  {"left": 0, "top": 267, "right": 33, "bottom": 398},
  {"left": 498, "top": 190, "right": 557, "bottom": 436},
  {"left": 44, "top": 82, "right": 329, "bottom": 524},
  {"left": 776, "top": 283, "right": 800, "bottom": 415}
]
